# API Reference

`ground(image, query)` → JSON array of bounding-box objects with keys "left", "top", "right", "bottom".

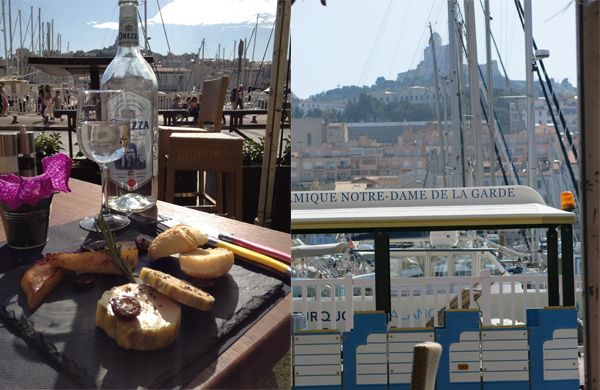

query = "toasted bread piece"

[
  {"left": 47, "top": 248, "right": 138, "bottom": 274},
  {"left": 21, "top": 258, "right": 70, "bottom": 311},
  {"left": 139, "top": 268, "right": 214, "bottom": 311},
  {"left": 96, "top": 283, "right": 181, "bottom": 350},
  {"left": 178, "top": 247, "right": 234, "bottom": 279},
  {"left": 148, "top": 224, "right": 208, "bottom": 261}
]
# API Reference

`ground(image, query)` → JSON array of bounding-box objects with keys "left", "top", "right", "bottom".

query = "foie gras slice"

[{"left": 95, "top": 283, "right": 181, "bottom": 350}]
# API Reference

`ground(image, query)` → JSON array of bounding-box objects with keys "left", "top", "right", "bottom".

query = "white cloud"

[
  {"left": 91, "top": 22, "right": 119, "bottom": 30},
  {"left": 148, "top": 0, "right": 276, "bottom": 26}
]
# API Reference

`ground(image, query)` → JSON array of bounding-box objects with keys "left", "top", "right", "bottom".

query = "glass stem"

[{"left": 100, "top": 163, "right": 111, "bottom": 216}]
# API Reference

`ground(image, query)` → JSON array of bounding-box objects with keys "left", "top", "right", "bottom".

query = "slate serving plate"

[{"left": 0, "top": 217, "right": 287, "bottom": 389}]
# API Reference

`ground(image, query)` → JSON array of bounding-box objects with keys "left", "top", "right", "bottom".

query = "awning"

[
  {"left": 28, "top": 56, "right": 155, "bottom": 77},
  {"left": 291, "top": 186, "right": 576, "bottom": 232}
]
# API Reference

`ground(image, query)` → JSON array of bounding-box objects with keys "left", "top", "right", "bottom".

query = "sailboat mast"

[
  {"left": 524, "top": 0, "right": 539, "bottom": 263},
  {"left": 447, "top": 0, "right": 463, "bottom": 187},
  {"left": 30, "top": 7, "right": 33, "bottom": 53},
  {"left": 458, "top": 20, "right": 469, "bottom": 186},
  {"left": 525, "top": 0, "right": 536, "bottom": 190},
  {"left": 464, "top": 0, "right": 483, "bottom": 186},
  {"left": 18, "top": 9, "right": 21, "bottom": 75},
  {"left": 250, "top": 14, "right": 259, "bottom": 92},
  {"left": 38, "top": 8, "right": 40, "bottom": 56},
  {"left": 485, "top": 0, "right": 495, "bottom": 186},
  {"left": 2, "top": 0, "right": 8, "bottom": 76},
  {"left": 8, "top": 0, "right": 12, "bottom": 73},
  {"left": 429, "top": 23, "right": 446, "bottom": 187}
]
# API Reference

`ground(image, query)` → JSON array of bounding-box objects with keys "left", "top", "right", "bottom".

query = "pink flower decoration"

[
  {"left": 0, "top": 153, "right": 72, "bottom": 210},
  {"left": 0, "top": 175, "right": 21, "bottom": 209},
  {"left": 15, "top": 173, "right": 54, "bottom": 206},
  {"left": 42, "top": 153, "right": 72, "bottom": 193}
]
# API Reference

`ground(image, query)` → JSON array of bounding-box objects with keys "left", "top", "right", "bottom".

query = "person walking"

[
  {"left": 0, "top": 82, "right": 8, "bottom": 117},
  {"left": 44, "top": 85, "right": 53, "bottom": 123},
  {"left": 38, "top": 85, "right": 44, "bottom": 115},
  {"left": 53, "top": 91, "right": 63, "bottom": 121},
  {"left": 230, "top": 88, "right": 237, "bottom": 109},
  {"left": 236, "top": 84, "right": 244, "bottom": 109}
]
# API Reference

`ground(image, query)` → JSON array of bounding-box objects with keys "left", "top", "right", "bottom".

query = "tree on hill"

[
  {"left": 292, "top": 106, "right": 305, "bottom": 118},
  {"left": 305, "top": 108, "right": 323, "bottom": 118}
]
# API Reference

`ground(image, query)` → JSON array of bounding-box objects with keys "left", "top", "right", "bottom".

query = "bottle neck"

[{"left": 117, "top": 3, "right": 140, "bottom": 49}]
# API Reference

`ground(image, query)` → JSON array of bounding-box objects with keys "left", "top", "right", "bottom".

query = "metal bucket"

[{"left": 0, "top": 193, "right": 54, "bottom": 249}]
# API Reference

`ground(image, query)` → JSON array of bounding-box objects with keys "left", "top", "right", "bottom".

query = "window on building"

[
  {"left": 332, "top": 150, "right": 341, "bottom": 157},
  {"left": 410, "top": 96, "right": 413, "bottom": 101},
  {"left": 304, "top": 151, "right": 310, "bottom": 158},
  {"left": 303, "top": 173, "right": 312, "bottom": 181},
  {"left": 516, "top": 148, "right": 524, "bottom": 155},
  {"left": 327, "top": 162, "right": 334, "bottom": 170},
  {"left": 327, "top": 172, "right": 334, "bottom": 180},
  {"left": 420, "top": 95, "right": 423, "bottom": 101},
  {"left": 316, "top": 150, "right": 322, "bottom": 157},
  {"left": 307, "top": 133, "right": 312, "bottom": 146}
]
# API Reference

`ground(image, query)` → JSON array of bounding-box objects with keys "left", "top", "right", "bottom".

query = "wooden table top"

[{"left": 0, "top": 178, "right": 291, "bottom": 389}]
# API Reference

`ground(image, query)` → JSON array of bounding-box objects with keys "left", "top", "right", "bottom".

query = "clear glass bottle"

[{"left": 101, "top": 0, "right": 158, "bottom": 213}]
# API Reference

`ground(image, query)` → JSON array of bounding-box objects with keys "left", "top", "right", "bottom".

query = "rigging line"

[
  {"left": 479, "top": 90, "right": 510, "bottom": 185},
  {"left": 156, "top": 0, "right": 182, "bottom": 90},
  {"left": 253, "top": 19, "right": 275, "bottom": 90},
  {"left": 388, "top": 0, "right": 411, "bottom": 79},
  {"left": 355, "top": 0, "right": 393, "bottom": 97},
  {"left": 471, "top": 3, "right": 522, "bottom": 184},
  {"left": 513, "top": 0, "right": 578, "bottom": 164}
]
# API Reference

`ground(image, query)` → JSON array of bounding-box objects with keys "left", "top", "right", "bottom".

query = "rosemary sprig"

[{"left": 94, "top": 213, "right": 136, "bottom": 283}]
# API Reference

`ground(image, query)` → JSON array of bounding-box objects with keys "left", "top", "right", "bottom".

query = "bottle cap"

[
  {"left": 0, "top": 133, "right": 18, "bottom": 157},
  {"left": 119, "top": 0, "right": 138, "bottom": 5}
]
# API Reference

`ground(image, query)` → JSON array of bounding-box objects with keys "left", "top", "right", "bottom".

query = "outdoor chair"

[
  {"left": 165, "top": 132, "right": 243, "bottom": 220},
  {"left": 410, "top": 341, "right": 442, "bottom": 390},
  {"left": 157, "top": 126, "right": 209, "bottom": 202},
  {"left": 197, "top": 75, "right": 229, "bottom": 132}
]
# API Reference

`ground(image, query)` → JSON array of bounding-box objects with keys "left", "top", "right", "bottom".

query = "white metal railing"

[{"left": 292, "top": 271, "right": 584, "bottom": 331}]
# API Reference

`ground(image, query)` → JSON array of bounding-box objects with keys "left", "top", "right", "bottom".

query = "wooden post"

[
  {"left": 578, "top": 1, "right": 600, "bottom": 386},
  {"left": 255, "top": 0, "right": 290, "bottom": 228}
]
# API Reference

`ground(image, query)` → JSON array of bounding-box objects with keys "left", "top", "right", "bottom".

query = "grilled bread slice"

[
  {"left": 140, "top": 268, "right": 215, "bottom": 311},
  {"left": 148, "top": 224, "right": 208, "bottom": 261},
  {"left": 21, "top": 258, "right": 70, "bottom": 311},
  {"left": 47, "top": 248, "right": 138, "bottom": 274},
  {"left": 95, "top": 283, "right": 181, "bottom": 350},
  {"left": 178, "top": 247, "right": 234, "bottom": 279}
]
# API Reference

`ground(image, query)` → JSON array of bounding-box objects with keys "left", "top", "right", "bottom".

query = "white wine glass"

[{"left": 76, "top": 90, "right": 131, "bottom": 231}]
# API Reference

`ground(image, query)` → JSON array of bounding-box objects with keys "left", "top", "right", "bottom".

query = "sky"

[
  {"left": 292, "top": 0, "right": 577, "bottom": 99},
  {"left": 6, "top": 0, "right": 277, "bottom": 60}
]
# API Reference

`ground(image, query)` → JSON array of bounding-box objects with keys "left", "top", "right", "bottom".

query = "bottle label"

[
  {"left": 107, "top": 91, "right": 153, "bottom": 189},
  {"left": 118, "top": 5, "right": 139, "bottom": 45}
]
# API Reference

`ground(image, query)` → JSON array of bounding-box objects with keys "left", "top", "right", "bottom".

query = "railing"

[{"left": 292, "top": 271, "right": 583, "bottom": 332}]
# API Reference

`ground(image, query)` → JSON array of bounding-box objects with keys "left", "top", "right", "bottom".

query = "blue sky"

[
  {"left": 292, "top": 0, "right": 577, "bottom": 99},
  {"left": 8, "top": 0, "right": 276, "bottom": 59}
]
